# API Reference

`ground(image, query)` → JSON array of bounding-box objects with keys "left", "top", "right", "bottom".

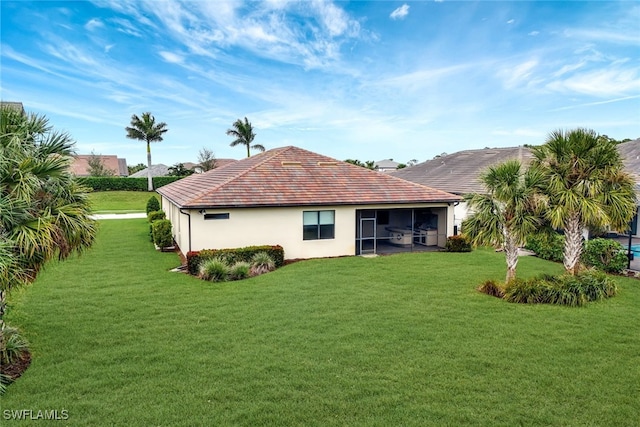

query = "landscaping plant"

[
  {"left": 199, "top": 257, "right": 229, "bottom": 282},
  {"left": 146, "top": 195, "right": 160, "bottom": 214},
  {"left": 151, "top": 219, "right": 173, "bottom": 249},
  {"left": 582, "top": 238, "right": 627, "bottom": 274},
  {"left": 250, "top": 252, "right": 276, "bottom": 276},
  {"left": 444, "top": 235, "right": 472, "bottom": 252}
]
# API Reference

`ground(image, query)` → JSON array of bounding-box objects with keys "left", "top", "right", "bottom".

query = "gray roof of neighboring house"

[
  {"left": 129, "top": 164, "right": 169, "bottom": 178},
  {"left": 1, "top": 101, "right": 25, "bottom": 113},
  {"left": 374, "top": 159, "right": 400, "bottom": 169},
  {"left": 391, "top": 146, "right": 533, "bottom": 195},
  {"left": 392, "top": 140, "right": 640, "bottom": 196}
]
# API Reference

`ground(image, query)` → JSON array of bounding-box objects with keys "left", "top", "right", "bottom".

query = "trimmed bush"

[
  {"left": 500, "top": 270, "right": 617, "bottom": 307},
  {"left": 582, "top": 238, "right": 627, "bottom": 274},
  {"left": 199, "top": 258, "right": 229, "bottom": 282},
  {"left": 187, "top": 245, "right": 285, "bottom": 276},
  {"left": 147, "top": 210, "right": 166, "bottom": 223},
  {"left": 151, "top": 219, "right": 173, "bottom": 248},
  {"left": 250, "top": 252, "right": 276, "bottom": 276},
  {"left": 146, "top": 196, "right": 160, "bottom": 214},
  {"left": 76, "top": 176, "right": 183, "bottom": 192},
  {"left": 229, "top": 261, "right": 251, "bottom": 280},
  {"left": 445, "top": 235, "right": 472, "bottom": 252},
  {"left": 525, "top": 232, "right": 565, "bottom": 262}
]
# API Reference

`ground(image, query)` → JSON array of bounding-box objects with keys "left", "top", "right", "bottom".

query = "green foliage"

[
  {"left": 187, "top": 245, "right": 285, "bottom": 276},
  {"left": 0, "top": 326, "right": 30, "bottom": 395},
  {"left": 250, "top": 252, "right": 276, "bottom": 276},
  {"left": 128, "top": 163, "right": 146, "bottom": 175},
  {"left": 199, "top": 258, "right": 229, "bottom": 282},
  {"left": 151, "top": 219, "right": 173, "bottom": 248},
  {"left": 87, "top": 150, "right": 115, "bottom": 177},
  {"left": 146, "top": 196, "right": 160, "bottom": 214},
  {"left": 168, "top": 163, "right": 194, "bottom": 177},
  {"left": 229, "top": 261, "right": 251, "bottom": 280},
  {"left": 226, "top": 117, "right": 264, "bottom": 157},
  {"left": 525, "top": 232, "right": 565, "bottom": 262},
  {"left": 445, "top": 235, "right": 472, "bottom": 252},
  {"left": 582, "top": 238, "right": 627, "bottom": 273},
  {"left": 77, "top": 176, "right": 182, "bottom": 191},
  {"left": 501, "top": 270, "right": 617, "bottom": 306},
  {"left": 147, "top": 210, "right": 165, "bottom": 223}
]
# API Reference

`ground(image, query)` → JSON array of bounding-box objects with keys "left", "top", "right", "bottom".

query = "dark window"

[
  {"left": 303, "top": 210, "right": 335, "bottom": 240},
  {"left": 204, "top": 213, "right": 230, "bottom": 220}
]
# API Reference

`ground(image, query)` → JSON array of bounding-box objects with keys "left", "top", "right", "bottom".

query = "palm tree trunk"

[
  {"left": 146, "top": 142, "right": 153, "bottom": 192},
  {"left": 504, "top": 229, "right": 518, "bottom": 283},
  {"left": 246, "top": 144, "right": 250, "bottom": 158},
  {"left": 563, "top": 212, "right": 583, "bottom": 275}
]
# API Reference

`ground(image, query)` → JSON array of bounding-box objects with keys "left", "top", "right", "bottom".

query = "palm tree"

[
  {"left": 462, "top": 160, "right": 546, "bottom": 283},
  {"left": 125, "top": 112, "right": 168, "bottom": 191},
  {"left": 531, "top": 128, "right": 636, "bottom": 275},
  {"left": 226, "top": 117, "right": 264, "bottom": 157},
  {"left": 1, "top": 105, "right": 97, "bottom": 387}
]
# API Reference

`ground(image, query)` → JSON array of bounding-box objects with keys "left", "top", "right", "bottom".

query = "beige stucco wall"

[{"left": 160, "top": 199, "right": 456, "bottom": 259}]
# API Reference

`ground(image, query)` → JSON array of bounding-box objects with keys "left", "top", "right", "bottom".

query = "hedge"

[
  {"left": 186, "top": 245, "right": 285, "bottom": 276},
  {"left": 76, "top": 176, "right": 183, "bottom": 191}
]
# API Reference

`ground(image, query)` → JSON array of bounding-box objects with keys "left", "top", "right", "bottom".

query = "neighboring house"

[
  {"left": 374, "top": 159, "right": 400, "bottom": 172},
  {"left": 1, "top": 101, "right": 25, "bottom": 113},
  {"left": 393, "top": 141, "right": 640, "bottom": 236},
  {"left": 129, "top": 164, "right": 169, "bottom": 178},
  {"left": 70, "top": 155, "right": 129, "bottom": 177},
  {"left": 392, "top": 146, "right": 533, "bottom": 232},
  {"left": 156, "top": 146, "right": 461, "bottom": 260},
  {"left": 183, "top": 159, "right": 237, "bottom": 173}
]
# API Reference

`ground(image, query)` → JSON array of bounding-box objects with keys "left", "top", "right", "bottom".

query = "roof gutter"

[{"left": 179, "top": 209, "right": 191, "bottom": 253}]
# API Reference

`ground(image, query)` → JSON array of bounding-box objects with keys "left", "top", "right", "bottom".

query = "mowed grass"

[
  {"left": 88, "top": 191, "right": 157, "bottom": 213},
  {"left": 3, "top": 220, "right": 640, "bottom": 426}
]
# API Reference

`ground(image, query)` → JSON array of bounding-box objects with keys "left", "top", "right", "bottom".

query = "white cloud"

[
  {"left": 528, "top": 31, "right": 540, "bottom": 36},
  {"left": 104, "top": 44, "right": 114, "bottom": 53},
  {"left": 85, "top": 18, "right": 104, "bottom": 31},
  {"left": 159, "top": 51, "right": 184, "bottom": 64},
  {"left": 390, "top": 4, "right": 410, "bottom": 20},
  {"left": 546, "top": 68, "right": 640, "bottom": 97},
  {"left": 500, "top": 59, "right": 538, "bottom": 89},
  {"left": 507, "top": 19, "right": 515, "bottom": 25}
]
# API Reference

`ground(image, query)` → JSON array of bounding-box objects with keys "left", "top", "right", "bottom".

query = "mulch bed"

[{"left": 1, "top": 350, "right": 31, "bottom": 384}]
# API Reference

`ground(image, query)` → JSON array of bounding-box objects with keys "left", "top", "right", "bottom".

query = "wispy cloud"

[
  {"left": 390, "top": 4, "right": 410, "bottom": 20},
  {"left": 85, "top": 18, "right": 104, "bottom": 31},
  {"left": 546, "top": 68, "right": 640, "bottom": 97},
  {"left": 528, "top": 31, "right": 539, "bottom": 36},
  {"left": 507, "top": 19, "right": 515, "bottom": 24},
  {"left": 159, "top": 51, "right": 184, "bottom": 64}
]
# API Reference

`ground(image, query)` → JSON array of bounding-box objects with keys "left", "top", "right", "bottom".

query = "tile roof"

[
  {"left": 157, "top": 146, "right": 461, "bottom": 209},
  {"left": 392, "top": 140, "right": 640, "bottom": 195},
  {"left": 71, "top": 154, "right": 128, "bottom": 176},
  {"left": 391, "top": 146, "right": 533, "bottom": 195}
]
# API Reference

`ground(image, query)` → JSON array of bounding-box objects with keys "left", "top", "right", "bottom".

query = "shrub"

[
  {"left": 250, "top": 252, "right": 276, "bottom": 276},
  {"left": 147, "top": 210, "right": 166, "bottom": 223},
  {"left": 477, "top": 280, "right": 505, "bottom": 298},
  {"left": 582, "top": 238, "right": 627, "bottom": 274},
  {"left": 445, "top": 235, "right": 472, "bottom": 252},
  {"left": 0, "top": 327, "right": 29, "bottom": 366},
  {"left": 229, "top": 261, "right": 251, "bottom": 280},
  {"left": 525, "top": 232, "right": 565, "bottom": 262},
  {"left": 199, "top": 258, "right": 229, "bottom": 282},
  {"left": 76, "top": 176, "right": 183, "bottom": 191},
  {"left": 146, "top": 196, "right": 160, "bottom": 214},
  {"left": 500, "top": 270, "right": 617, "bottom": 307},
  {"left": 152, "top": 219, "right": 173, "bottom": 248},
  {"left": 186, "top": 245, "right": 285, "bottom": 276}
]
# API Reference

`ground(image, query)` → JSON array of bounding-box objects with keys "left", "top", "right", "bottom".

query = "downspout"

[{"left": 179, "top": 209, "right": 192, "bottom": 253}]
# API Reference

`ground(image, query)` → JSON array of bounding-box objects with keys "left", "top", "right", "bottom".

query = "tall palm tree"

[
  {"left": 226, "top": 117, "right": 264, "bottom": 157},
  {"left": 125, "top": 112, "right": 168, "bottom": 191},
  {"left": 531, "top": 128, "right": 636, "bottom": 275},
  {"left": 462, "top": 160, "right": 546, "bottom": 283},
  {"left": 1, "top": 104, "right": 96, "bottom": 336}
]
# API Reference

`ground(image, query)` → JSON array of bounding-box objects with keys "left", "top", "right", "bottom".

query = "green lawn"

[
  {"left": 3, "top": 220, "right": 639, "bottom": 426},
  {"left": 88, "top": 191, "right": 157, "bottom": 213}
]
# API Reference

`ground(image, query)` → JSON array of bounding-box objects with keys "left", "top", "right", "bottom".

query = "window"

[
  {"left": 204, "top": 213, "right": 230, "bottom": 220},
  {"left": 303, "top": 210, "right": 335, "bottom": 240}
]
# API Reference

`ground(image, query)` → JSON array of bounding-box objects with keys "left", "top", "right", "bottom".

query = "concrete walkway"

[{"left": 91, "top": 213, "right": 147, "bottom": 220}]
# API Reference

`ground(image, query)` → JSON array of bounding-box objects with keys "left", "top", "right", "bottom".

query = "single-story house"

[
  {"left": 156, "top": 146, "right": 461, "bottom": 260},
  {"left": 392, "top": 140, "right": 640, "bottom": 236},
  {"left": 71, "top": 154, "right": 129, "bottom": 176},
  {"left": 374, "top": 159, "right": 401, "bottom": 172}
]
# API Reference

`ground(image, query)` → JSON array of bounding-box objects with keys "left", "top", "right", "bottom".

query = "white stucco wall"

[{"left": 160, "top": 199, "right": 456, "bottom": 259}]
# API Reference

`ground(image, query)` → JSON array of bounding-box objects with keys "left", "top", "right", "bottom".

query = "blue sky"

[{"left": 2, "top": 1, "right": 639, "bottom": 167}]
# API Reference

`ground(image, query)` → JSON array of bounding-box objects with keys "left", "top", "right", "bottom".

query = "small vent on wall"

[
  {"left": 318, "top": 161, "right": 338, "bottom": 167},
  {"left": 281, "top": 161, "right": 302, "bottom": 167}
]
